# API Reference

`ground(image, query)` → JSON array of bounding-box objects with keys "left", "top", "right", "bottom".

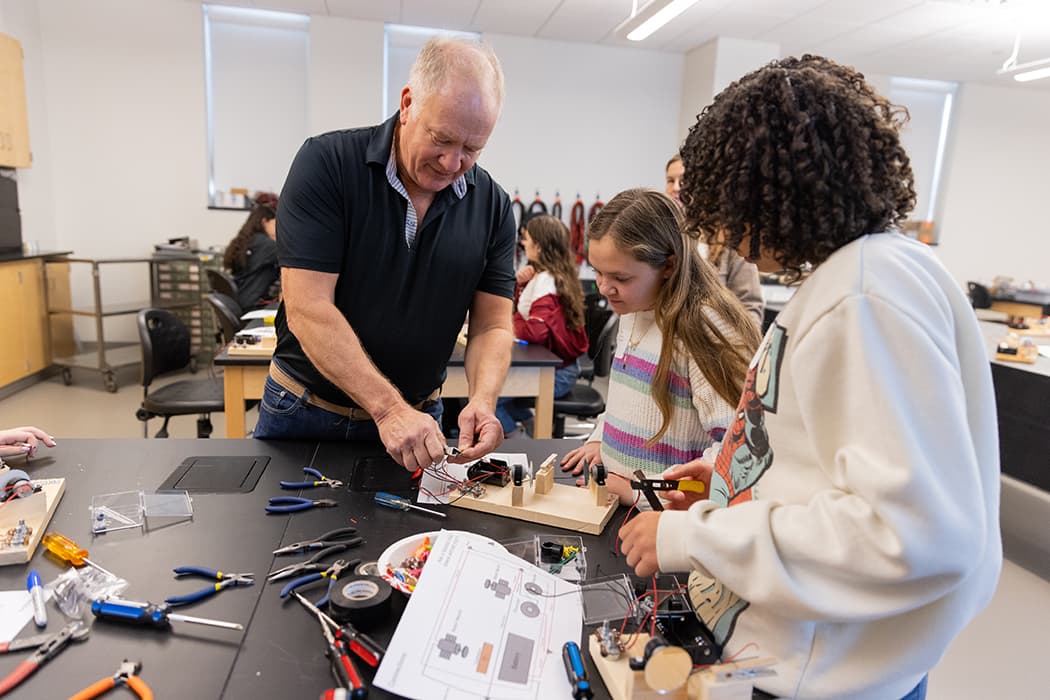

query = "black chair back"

[
  {"left": 206, "top": 292, "right": 245, "bottom": 344},
  {"left": 138, "top": 309, "right": 191, "bottom": 388},
  {"left": 967, "top": 281, "right": 992, "bottom": 309},
  {"left": 207, "top": 268, "right": 239, "bottom": 299},
  {"left": 591, "top": 313, "right": 619, "bottom": 379}
]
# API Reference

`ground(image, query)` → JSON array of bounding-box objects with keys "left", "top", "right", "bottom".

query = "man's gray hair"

[{"left": 407, "top": 35, "right": 505, "bottom": 112}]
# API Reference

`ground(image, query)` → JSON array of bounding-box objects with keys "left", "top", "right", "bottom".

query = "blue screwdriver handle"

[
  {"left": 375, "top": 492, "right": 409, "bottom": 511},
  {"left": 280, "top": 572, "right": 323, "bottom": 599},
  {"left": 92, "top": 599, "right": 169, "bottom": 628}
]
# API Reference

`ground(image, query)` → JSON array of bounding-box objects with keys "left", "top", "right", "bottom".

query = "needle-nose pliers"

[
  {"left": 164, "top": 567, "right": 255, "bottom": 607},
  {"left": 280, "top": 466, "right": 343, "bottom": 490},
  {"left": 265, "top": 496, "right": 338, "bottom": 514}
]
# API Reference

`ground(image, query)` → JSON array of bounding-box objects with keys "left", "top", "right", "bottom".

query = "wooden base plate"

[
  {"left": 449, "top": 480, "right": 617, "bottom": 535},
  {"left": 0, "top": 477, "right": 65, "bottom": 566}
]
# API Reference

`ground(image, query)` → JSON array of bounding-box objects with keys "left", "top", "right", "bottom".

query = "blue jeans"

[
  {"left": 253, "top": 375, "right": 443, "bottom": 441},
  {"left": 900, "top": 675, "right": 927, "bottom": 700},
  {"left": 495, "top": 361, "right": 579, "bottom": 435}
]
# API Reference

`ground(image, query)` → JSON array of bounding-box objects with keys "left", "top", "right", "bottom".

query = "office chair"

[
  {"left": 551, "top": 312, "right": 618, "bottom": 439},
  {"left": 206, "top": 292, "right": 245, "bottom": 345},
  {"left": 206, "top": 268, "right": 239, "bottom": 300},
  {"left": 578, "top": 283, "right": 611, "bottom": 381},
  {"left": 135, "top": 308, "right": 224, "bottom": 438},
  {"left": 967, "top": 281, "right": 992, "bottom": 309}
]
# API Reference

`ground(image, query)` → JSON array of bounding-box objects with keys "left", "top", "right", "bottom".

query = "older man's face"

[{"left": 397, "top": 83, "right": 499, "bottom": 195}]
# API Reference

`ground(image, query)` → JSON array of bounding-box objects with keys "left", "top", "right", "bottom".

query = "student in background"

[
  {"left": 0, "top": 426, "right": 55, "bottom": 459},
  {"left": 560, "top": 189, "right": 760, "bottom": 502},
  {"left": 620, "top": 55, "right": 1001, "bottom": 700},
  {"left": 223, "top": 192, "right": 280, "bottom": 310},
  {"left": 666, "top": 154, "right": 764, "bottom": 328},
  {"left": 496, "top": 215, "right": 588, "bottom": 437}
]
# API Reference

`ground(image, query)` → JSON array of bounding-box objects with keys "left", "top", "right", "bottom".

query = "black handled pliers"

[
  {"left": 273, "top": 526, "right": 361, "bottom": 555},
  {"left": 267, "top": 542, "right": 361, "bottom": 582}
]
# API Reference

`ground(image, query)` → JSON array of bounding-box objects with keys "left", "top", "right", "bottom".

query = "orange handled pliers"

[{"left": 69, "top": 659, "right": 152, "bottom": 700}]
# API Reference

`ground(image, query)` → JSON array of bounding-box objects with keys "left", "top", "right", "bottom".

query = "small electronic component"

[
  {"left": 2, "top": 520, "right": 32, "bottom": 549},
  {"left": 466, "top": 458, "right": 511, "bottom": 487},
  {"left": 594, "top": 620, "right": 623, "bottom": 659}
]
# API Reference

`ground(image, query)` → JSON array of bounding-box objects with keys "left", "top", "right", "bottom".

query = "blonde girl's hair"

[
  {"left": 587, "top": 189, "right": 761, "bottom": 444},
  {"left": 524, "top": 215, "right": 586, "bottom": 331}
]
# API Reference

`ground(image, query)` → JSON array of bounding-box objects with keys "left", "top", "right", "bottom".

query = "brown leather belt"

[{"left": 268, "top": 362, "right": 439, "bottom": 421}]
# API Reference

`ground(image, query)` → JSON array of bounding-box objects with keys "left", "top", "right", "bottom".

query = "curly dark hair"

[{"left": 680, "top": 54, "right": 916, "bottom": 271}]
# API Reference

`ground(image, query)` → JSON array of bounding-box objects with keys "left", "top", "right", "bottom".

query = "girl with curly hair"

[
  {"left": 496, "top": 215, "right": 589, "bottom": 436},
  {"left": 620, "top": 56, "right": 1000, "bottom": 700},
  {"left": 560, "top": 188, "right": 760, "bottom": 503},
  {"left": 223, "top": 192, "right": 280, "bottom": 310}
]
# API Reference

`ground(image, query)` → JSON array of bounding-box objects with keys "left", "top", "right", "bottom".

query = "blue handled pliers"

[
  {"left": 265, "top": 496, "right": 338, "bottom": 514},
  {"left": 267, "top": 543, "right": 362, "bottom": 582},
  {"left": 280, "top": 466, "right": 343, "bottom": 490},
  {"left": 164, "top": 566, "right": 254, "bottom": 607},
  {"left": 279, "top": 559, "right": 351, "bottom": 607}
]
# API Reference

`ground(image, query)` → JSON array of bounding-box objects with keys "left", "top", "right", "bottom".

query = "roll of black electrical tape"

[
  {"left": 328, "top": 575, "right": 392, "bottom": 630},
  {"left": 355, "top": 561, "right": 380, "bottom": 577}
]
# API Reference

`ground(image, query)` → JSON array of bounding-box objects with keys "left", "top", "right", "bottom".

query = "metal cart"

[{"left": 45, "top": 257, "right": 199, "bottom": 392}]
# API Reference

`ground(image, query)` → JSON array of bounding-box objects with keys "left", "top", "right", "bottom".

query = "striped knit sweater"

[{"left": 590, "top": 309, "right": 735, "bottom": 480}]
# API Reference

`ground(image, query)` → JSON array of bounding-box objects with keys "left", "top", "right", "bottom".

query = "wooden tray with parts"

[
  {"left": 0, "top": 477, "right": 65, "bottom": 566},
  {"left": 448, "top": 457, "right": 618, "bottom": 535}
]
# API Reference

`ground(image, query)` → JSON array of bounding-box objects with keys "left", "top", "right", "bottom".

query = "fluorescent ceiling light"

[
  {"left": 615, "top": 0, "right": 702, "bottom": 42},
  {"left": 998, "top": 56, "right": 1050, "bottom": 82},
  {"left": 1014, "top": 66, "right": 1050, "bottom": 82}
]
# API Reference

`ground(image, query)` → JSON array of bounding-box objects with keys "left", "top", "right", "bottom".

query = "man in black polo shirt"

[{"left": 254, "top": 36, "right": 516, "bottom": 473}]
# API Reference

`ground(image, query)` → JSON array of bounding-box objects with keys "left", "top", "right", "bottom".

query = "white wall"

[{"left": 934, "top": 83, "right": 1050, "bottom": 286}]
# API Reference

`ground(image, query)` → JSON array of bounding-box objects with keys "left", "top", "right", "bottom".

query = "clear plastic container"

[{"left": 91, "top": 490, "right": 193, "bottom": 534}]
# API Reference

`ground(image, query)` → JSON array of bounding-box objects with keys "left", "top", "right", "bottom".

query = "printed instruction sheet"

[{"left": 374, "top": 530, "right": 582, "bottom": 699}]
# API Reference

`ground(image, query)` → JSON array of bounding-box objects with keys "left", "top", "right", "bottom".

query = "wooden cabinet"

[
  {"left": 0, "top": 32, "right": 31, "bottom": 168},
  {"left": 0, "top": 259, "right": 49, "bottom": 386}
]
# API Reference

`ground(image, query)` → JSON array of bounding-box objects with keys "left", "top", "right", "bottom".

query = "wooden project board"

[
  {"left": 0, "top": 477, "right": 65, "bottom": 565},
  {"left": 449, "top": 480, "right": 617, "bottom": 535},
  {"left": 588, "top": 633, "right": 689, "bottom": 700}
]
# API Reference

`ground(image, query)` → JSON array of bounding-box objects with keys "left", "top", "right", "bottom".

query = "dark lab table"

[{"left": 0, "top": 438, "right": 629, "bottom": 699}]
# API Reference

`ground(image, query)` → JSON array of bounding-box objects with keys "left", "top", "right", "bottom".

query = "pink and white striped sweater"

[{"left": 590, "top": 309, "right": 736, "bottom": 479}]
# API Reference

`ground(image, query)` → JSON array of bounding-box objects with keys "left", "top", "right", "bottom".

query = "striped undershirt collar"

[{"left": 385, "top": 136, "right": 467, "bottom": 249}]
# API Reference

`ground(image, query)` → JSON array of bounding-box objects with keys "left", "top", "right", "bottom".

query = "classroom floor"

[{"left": 1, "top": 367, "right": 1048, "bottom": 699}]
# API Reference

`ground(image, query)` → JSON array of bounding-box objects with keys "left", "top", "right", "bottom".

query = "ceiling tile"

[
  {"left": 324, "top": 0, "right": 401, "bottom": 23},
  {"left": 470, "top": 0, "right": 561, "bottom": 36},
  {"left": 400, "top": 0, "right": 480, "bottom": 31},
  {"left": 804, "top": 0, "right": 923, "bottom": 25},
  {"left": 758, "top": 16, "right": 859, "bottom": 46},
  {"left": 251, "top": 0, "right": 327, "bottom": 14},
  {"left": 536, "top": 0, "right": 626, "bottom": 44}
]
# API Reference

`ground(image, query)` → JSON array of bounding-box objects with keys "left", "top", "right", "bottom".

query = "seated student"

[
  {"left": 560, "top": 189, "right": 760, "bottom": 502},
  {"left": 667, "top": 154, "right": 764, "bottom": 328},
  {"left": 0, "top": 426, "right": 55, "bottom": 459},
  {"left": 496, "top": 215, "right": 588, "bottom": 437},
  {"left": 223, "top": 192, "right": 280, "bottom": 310},
  {"left": 620, "top": 55, "right": 1001, "bottom": 700}
]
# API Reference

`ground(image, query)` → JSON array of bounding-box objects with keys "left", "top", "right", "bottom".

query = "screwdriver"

[
  {"left": 374, "top": 492, "right": 446, "bottom": 518},
  {"left": 91, "top": 598, "right": 244, "bottom": 631},
  {"left": 41, "top": 531, "right": 117, "bottom": 578}
]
